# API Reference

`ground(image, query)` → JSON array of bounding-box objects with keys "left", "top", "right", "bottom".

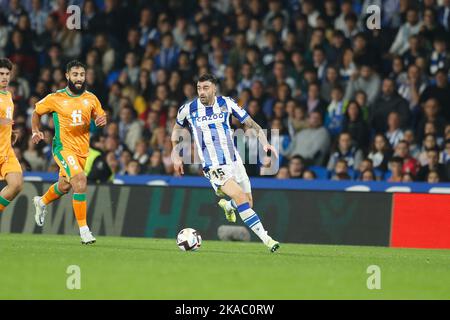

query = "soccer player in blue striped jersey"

[{"left": 171, "top": 74, "right": 279, "bottom": 252}]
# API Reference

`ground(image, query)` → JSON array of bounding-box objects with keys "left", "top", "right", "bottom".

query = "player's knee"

[
  {"left": 233, "top": 192, "right": 248, "bottom": 206},
  {"left": 59, "top": 182, "right": 71, "bottom": 194},
  {"left": 10, "top": 178, "right": 23, "bottom": 194},
  {"left": 71, "top": 174, "right": 87, "bottom": 193}
]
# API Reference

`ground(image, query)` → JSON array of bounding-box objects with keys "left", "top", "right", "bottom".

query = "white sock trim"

[{"left": 79, "top": 225, "right": 90, "bottom": 233}]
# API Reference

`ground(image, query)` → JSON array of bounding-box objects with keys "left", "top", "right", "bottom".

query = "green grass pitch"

[{"left": 0, "top": 233, "right": 449, "bottom": 299}]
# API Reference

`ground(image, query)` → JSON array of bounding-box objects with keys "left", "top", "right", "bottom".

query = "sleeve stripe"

[{"left": 240, "top": 113, "right": 249, "bottom": 122}]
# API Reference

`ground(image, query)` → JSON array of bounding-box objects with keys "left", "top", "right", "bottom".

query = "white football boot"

[
  {"left": 33, "top": 196, "right": 47, "bottom": 227},
  {"left": 80, "top": 229, "right": 96, "bottom": 245}
]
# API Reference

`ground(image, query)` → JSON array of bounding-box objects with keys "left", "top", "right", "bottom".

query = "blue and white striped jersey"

[{"left": 176, "top": 96, "right": 249, "bottom": 169}]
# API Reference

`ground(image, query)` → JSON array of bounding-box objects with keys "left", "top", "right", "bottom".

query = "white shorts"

[{"left": 203, "top": 161, "right": 251, "bottom": 197}]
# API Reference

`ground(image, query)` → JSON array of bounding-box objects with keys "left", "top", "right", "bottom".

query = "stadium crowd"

[{"left": 1, "top": 0, "right": 450, "bottom": 182}]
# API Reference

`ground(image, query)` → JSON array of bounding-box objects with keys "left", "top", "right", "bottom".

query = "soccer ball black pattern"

[{"left": 176, "top": 228, "right": 202, "bottom": 251}]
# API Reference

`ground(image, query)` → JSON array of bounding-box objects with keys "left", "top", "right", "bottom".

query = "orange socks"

[
  {"left": 42, "top": 183, "right": 65, "bottom": 205},
  {"left": 72, "top": 193, "right": 87, "bottom": 227},
  {"left": 42, "top": 186, "right": 87, "bottom": 228},
  {"left": 0, "top": 196, "right": 10, "bottom": 213}
]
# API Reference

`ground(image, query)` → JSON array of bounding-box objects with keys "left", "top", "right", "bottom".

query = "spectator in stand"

[
  {"left": 356, "top": 158, "right": 374, "bottom": 180},
  {"left": 420, "top": 69, "right": 450, "bottom": 122},
  {"left": 282, "top": 111, "right": 330, "bottom": 166},
  {"left": 320, "top": 65, "right": 342, "bottom": 102},
  {"left": 397, "top": 64, "right": 427, "bottom": 114},
  {"left": 389, "top": 7, "right": 423, "bottom": 55},
  {"left": 23, "top": 137, "right": 46, "bottom": 171},
  {"left": 416, "top": 98, "right": 447, "bottom": 145},
  {"left": 385, "top": 111, "right": 405, "bottom": 148},
  {"left": 334, "top": 0, "right": 354, "bottom": 32},
  {"left": 428, "top": 36, "right": 450, "bottom": 76},
  {"left": 441, "top": 139, "right": 450, "bottom": 164},
  {"left": 287, "top": 102, "right": 308, "bottom": 135},
  {"left": 147, "top": 150, "right": 166, "bottom": 175},
  {"left": 342, "top": 100, "right": 369, "bottom": 150},
  {"left": 303, "top": 81, "right": 327, "bottom": 116},
  {"left": 275, "top": 166, "right": 290, "bottom": 179},
  {"left": 427, "top": 170, "right": 441, "bottom": 183},
  {"left": 360, "top": 169, "right": 376, "bottom": 181},
  {"left": 417, "top": 148, "right": 448, "bottom": 181},
  {"left": 394, "top": 140, "right": 419, "bottom": 177},
  {"left": 368, "top": 134, "right": 393, "bottom": 172},
  {"left": 354, "top": 90, "right": 369, "bottom": 121},
  {"left": 133, "top": 139, "right": 149, "bottom": 168},
  {"left": 312, "top": 46, "right": 328, "bottom": 82},
  {"left": 418, "top": 133, "right": 439, "bottom": 166},
  {"left": 389, "top": 55, "right": 406, "bottom": 86},
  {"left": 324, "top": 85, "right": 347, "bottom": 139},
  {"left": 371, "top": 78, "right": 410, "bottom": 134},
  {"left": 287, "top": 155, "right": 305, "bottom": 179},
  {"left": 327, "top": 132, "right": 363, "bottom": 171},
  {"left": 403, "top": 129, "right": 421, "bottom": 159},
  {"left": 302, "top": 170, "right": 316, "bottom": 180},
  {"left": 388, "top": 156, "right": 404, "bottom": 182},
  {"left": 331, "top": 159, "right": 351, "bottom": 180},
  {"left": 402, "top": 172, "right": 415, "bottom": 182},
  {"left": 118, "top": 106, "right": 143, "bottom": 153},
  {"left": 125, "top": 160, "right": 141, "bottom": 176},
  {"left": 344, "top": 64, "right": 381, "bottom": 107}
]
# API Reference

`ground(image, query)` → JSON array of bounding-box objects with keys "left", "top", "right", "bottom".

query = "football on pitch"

[{"left": 176, "top": 228, "right": 202, "bottom": 251}]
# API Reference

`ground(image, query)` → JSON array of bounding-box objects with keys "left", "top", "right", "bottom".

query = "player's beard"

[
  {"left": 67, "top": 79, "right": 86, "bottom": 95},
  {"left": 200, "top": 93, "right": 215, "bottom": 106}
]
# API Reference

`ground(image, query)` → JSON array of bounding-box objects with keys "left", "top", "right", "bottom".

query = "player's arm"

[
  {"left": 11, "top": 130, "right": 19, "bottom": 145},
  {"left": 228, "top": 96, "right": 278, "bottom": 158},
  {"left": 171, "top": 123, "right": 189, "bottom": 175},
  {"left": 31, "top": 110, "right": 45, "bottom": 144},
  {"left": 93, "top": 96, "right": 107, "bottom": 127},
  {"left": 32, "top": 95, "right": 53, "bottom": 144},
  {"left": 0, "top": 118, "right": 13, "bottom": 125},
  {"left": 243, "top": 117, "right": 278, "bottom": 158}
]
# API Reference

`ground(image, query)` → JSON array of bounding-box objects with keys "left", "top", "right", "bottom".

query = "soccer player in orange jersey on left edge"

[
  {"left": 0, "top": 58, "right": 23, "bottom": 217},
  {"left": 31, "top": 60, "right": 107, "bottom": 245}
]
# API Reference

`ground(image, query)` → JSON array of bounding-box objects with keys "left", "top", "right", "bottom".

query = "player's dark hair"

[
  {"left": 198, "top": 73, "right": 218, "bottom": 85},
  {"left": 0, "top": 58, "right": 13, "bottom": 70},
  {"left": 66, "top": 60, "right": 86, "bottom": 73}
]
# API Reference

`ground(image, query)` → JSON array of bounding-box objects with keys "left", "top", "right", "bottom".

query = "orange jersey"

[
  {"left": 0, "top": 90, "right": 14, "bottom": 158},
  {"left": 35, "top": 88, "right": 105, "bottom": 158}
]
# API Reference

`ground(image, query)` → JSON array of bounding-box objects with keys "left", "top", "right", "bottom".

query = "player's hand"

[
  {"left": 263, "top": 144, "right": 278, "bottom": 159},
  {"left": 95, "top": 115, "right": 107, "bottom": 127},
  {"left": 31, "top": 131, "right": 44, "bottom": 144},
  {"left": 0, "top": 118, "right": 14, "bottom": 126},
  {"left": 174, "top": 157, "right": 184, "bottom": 176}
]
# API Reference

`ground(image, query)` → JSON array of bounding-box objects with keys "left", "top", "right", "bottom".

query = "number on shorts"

[
  {"left": 212, "top": 168, "right": 225, "bottom": 179},
  {"left": 67, "top": 156, "right": 76, "bottom": 166}
]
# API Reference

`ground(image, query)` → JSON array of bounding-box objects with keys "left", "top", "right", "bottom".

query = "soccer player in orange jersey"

[
  {"left": 31, "top": 60, "right": 107, "bottom": 245},
  {"left": 0, "top": 58, "right": 23, "bottom": 216}
]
